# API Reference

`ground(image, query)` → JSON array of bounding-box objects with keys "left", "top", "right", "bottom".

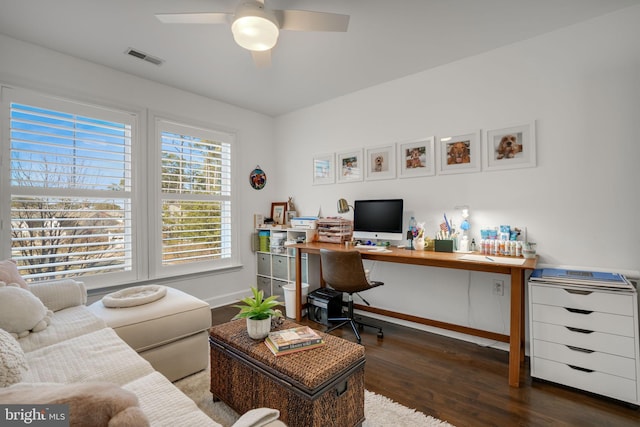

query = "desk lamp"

[{"left": 337, "top": 198, "right": 352, "bottom": 214}]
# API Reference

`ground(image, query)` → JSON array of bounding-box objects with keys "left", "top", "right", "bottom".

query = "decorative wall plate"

[{"left": 250, "top": 166, "right": 266, "bottom": 190}]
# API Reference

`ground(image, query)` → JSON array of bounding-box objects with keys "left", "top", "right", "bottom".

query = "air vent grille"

[{"left": 125, "top": 48, "right": 164, "bottom": 66}]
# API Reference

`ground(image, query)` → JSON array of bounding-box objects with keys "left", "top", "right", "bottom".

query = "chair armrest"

[{"left": 28, "top": 279, "right": 87, "bottom": 312}]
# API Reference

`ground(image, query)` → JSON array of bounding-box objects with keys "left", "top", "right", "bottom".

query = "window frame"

[
  {"left": 148, "top": 113, "right": 240, "bottom": 279},
  {"left": 0, "top": 85, "right": 240, "bottom": 288}
]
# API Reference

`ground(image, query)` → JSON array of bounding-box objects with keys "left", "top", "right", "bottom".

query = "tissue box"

[{"left": 435, "top": 240, "right": 454, "bottom": 253}]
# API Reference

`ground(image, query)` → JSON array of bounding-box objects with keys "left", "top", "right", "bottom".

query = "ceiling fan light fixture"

[{"left": 231, "top": 3, "right": 279, "bottom": 52}]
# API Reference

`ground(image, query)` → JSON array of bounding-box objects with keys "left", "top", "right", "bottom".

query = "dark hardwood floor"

[{"left": 211, "top": 305, "right": 640, "bottom": 427}]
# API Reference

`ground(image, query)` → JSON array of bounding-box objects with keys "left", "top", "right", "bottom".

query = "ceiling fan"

[{"left": 156, "top": 0, "right": 350, "bottom": 67}]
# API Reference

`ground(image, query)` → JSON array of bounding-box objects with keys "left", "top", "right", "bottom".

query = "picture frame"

[
  {"left": 312, "top": 153, "right": 335, "bottom": 185},
  {"left": 270, "top": 202, "right": 287, "bottom": 225},
  {"left": 397, "top": 137, "right": 435, "bottom": 178},
  {"left": 365, "top": 144, "right": 396, "bottom": 181},
  {"left": 437, "top": 131, "right": 481, "bottom": 175},
  {"left": 336, "top": 149, "right": 363, "bottom": 183},
  {"left": 483, "top": 121, "right": 536, "bottom": 171}
]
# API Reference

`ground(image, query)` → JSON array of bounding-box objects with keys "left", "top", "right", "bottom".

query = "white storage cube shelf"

[
  {"left": 528, "top": 281, "right": 640, "bottom": 405},
  {"left": 256, "top": 228, "right": 311, "bottom": 298}
]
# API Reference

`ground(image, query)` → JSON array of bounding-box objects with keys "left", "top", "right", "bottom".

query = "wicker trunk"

[{"left": 209, "top": 320, "right": 365, "bottom": 427}]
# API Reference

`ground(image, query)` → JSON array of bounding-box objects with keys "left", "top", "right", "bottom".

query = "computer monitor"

[{"left": 352, "top": 199, "right": 404, "bottom": 242}]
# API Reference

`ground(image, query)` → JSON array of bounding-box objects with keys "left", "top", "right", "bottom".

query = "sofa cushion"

[
  {"left": 18, "top": 306, "right": 106, "bottom": 353},
  {"left": 23, "top": 328, "right": 154, "bottom": 386},
  {"left": 0, "top": 328, "right": 28, "bottom": 387},
  {"left": 0, "top": 283, "right": 52, "bottom": 339},
  {"left": 124, "top": 371, "right": 218, "bottom": 427},
  {"left": 0, "top": 259, "right": 28, "bottom": 290},
  {"left": 87, "top": 287, "right": 211, "bottom": 352}
]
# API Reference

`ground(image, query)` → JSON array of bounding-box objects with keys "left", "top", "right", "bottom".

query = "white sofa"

[{"left": 0, "top": 279, "right": 280, "bottom": 427}]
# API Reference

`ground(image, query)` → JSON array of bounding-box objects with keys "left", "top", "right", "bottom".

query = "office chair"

[{"left": 320, "top": 249, "right": 384, "bottom": 344}]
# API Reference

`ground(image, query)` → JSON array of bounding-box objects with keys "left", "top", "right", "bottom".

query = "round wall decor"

[{"left": 250, "top": 166, "right": 266, "bottom": 190}]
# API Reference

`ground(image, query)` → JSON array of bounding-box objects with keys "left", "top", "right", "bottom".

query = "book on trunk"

[{"left": 264, "top": 326, "right": 324, "bottom": 356}]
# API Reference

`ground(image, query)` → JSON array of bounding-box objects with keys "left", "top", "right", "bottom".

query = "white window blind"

[
  {"left": 156, "top": 119, "right": 234, "bottom": 273},
  {"left": 5, "top": 91, "right": 135, "bottom": 283}
]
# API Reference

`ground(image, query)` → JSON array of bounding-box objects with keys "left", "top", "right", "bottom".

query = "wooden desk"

[{"left": 292, "top": 242, "right": 538, "bottom": 387}]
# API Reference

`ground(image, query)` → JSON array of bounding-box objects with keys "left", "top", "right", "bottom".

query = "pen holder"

[{"left": 435, "top": 239, "right": 454, "bottom": 253}]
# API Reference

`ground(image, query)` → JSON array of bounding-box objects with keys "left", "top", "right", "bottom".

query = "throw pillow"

[
  {"left": 0, "top": 259, "right": 28, "bottom": 290},
  {"left": 0, "top": 282, "right": 53, "bottom": 339},
  {"left": 0, "top": 328, "right": 28, "bottom": 387},
  {"left": 0, "top": 382, "right": 150, "bottom": 426}
]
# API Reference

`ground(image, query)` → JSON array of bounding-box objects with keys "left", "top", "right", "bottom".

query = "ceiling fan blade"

[
  {"left": 276, "top": 10, "right": 349, "bottom": 32},
  {"left": 155, "top": 13, "right": 230, "bottom": 24},
  {"left": 251, "top": 50, "right": 272, "bottom": 68}
]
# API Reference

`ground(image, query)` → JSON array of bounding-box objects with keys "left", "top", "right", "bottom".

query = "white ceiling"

[{"left": 1, "top": 0, "right": 638, "bottom": 116}]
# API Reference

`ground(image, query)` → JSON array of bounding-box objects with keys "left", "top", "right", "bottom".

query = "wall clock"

[{"left": 250, "top": 166, "right": 266, "bottom": 190}]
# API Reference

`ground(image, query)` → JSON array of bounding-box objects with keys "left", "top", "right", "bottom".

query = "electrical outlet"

[{"left": 492, "top": 279, "right": 504, "bottom": 296}]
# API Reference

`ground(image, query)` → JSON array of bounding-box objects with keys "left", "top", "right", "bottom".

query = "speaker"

[{"left": 307, "top": 288, "right": 343, "bottom": 326}]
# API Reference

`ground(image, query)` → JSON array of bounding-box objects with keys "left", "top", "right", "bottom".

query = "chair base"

[{"left": 325, "top": 316, "right": 383, "bottom": 344}]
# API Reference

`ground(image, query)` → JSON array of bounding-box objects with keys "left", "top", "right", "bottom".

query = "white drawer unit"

[{"left": 529, "top": 280, "right": 640, "bottom": 405}]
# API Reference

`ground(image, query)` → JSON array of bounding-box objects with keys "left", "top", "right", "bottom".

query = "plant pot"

[{"left": 246, "top": 316, "right": 271, "bottom": 340}]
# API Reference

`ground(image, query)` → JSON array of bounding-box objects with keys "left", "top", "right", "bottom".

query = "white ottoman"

[{"left": 88, "top": 286, "right": 211, "bottom": 382}]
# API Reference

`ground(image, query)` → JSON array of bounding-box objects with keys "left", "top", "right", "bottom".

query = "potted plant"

[{"left": 232, "top": 287, "right": 282, "bottom": 339}]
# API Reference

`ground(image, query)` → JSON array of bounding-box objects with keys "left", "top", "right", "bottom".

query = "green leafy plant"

[{"left": 232, "top": 287, "right": 282, "bottom": 320}]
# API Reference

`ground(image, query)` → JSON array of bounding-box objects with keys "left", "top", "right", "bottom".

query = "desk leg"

[
  {"left": 295, "top": 249, "right": 302, "bottom": 321},
  {"left": 508, "top": 269, "right": 524, "bottom": 387}
]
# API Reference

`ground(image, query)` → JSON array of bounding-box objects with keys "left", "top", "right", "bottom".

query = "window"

[
  {"left": 1, "top": 87, "right": 136, "bottom": 285},
  {"left": 151, "top": 118, "right": 235, "bottom": 277},
  {"left": 1, "top": 86, "right": 237, "bottom": 287}
]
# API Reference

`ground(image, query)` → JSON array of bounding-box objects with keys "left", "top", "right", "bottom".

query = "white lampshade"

[{"left": 231, "top": 14, "right": 279, "bottom": 51}]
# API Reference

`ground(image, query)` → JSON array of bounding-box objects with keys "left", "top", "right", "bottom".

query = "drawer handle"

[
  {"left": 566, "top": 345, "right": 595, "bottom": 354},
  {"left": 566, "top": 326, "right": 594, "bottom": 334},
  {"left": 567, "top": 364, "right": 594, "bottom": 373},
  {"left": 564, "top": 289, "right": 593, "bottom": 296},
  {"left": 564, "top": 307, "right": 593, "bottom": 315}
]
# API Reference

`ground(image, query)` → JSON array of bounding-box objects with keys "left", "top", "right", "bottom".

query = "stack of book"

[
  {"left": 264, "top": 326, "right": 325, "bottom": 356},
  {"left": 530, "top": 268, "right": 633, "bottom": 291}
]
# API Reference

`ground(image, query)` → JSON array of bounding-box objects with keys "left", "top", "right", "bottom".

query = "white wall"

[
  {"left": 274, "top": 7, "right": 640, "bottom": 345},
  {"left": 0, "top": 34, "right": 278, "bottom": 308}
]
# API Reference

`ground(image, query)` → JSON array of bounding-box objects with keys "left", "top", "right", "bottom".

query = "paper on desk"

[{"left": 460, "top": 254, "right": 526, "bottom": 265}]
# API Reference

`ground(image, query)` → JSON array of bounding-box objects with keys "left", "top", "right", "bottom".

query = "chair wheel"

[{"left": 377, "top": 331, "right": 384, "bottom": 339}]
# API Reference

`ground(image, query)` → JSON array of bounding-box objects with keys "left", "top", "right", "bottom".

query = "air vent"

[{"left": 125, "top": 48, "right": 164, "bottom": 66}]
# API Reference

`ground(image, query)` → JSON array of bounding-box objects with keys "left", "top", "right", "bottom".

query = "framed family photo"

[
  {"left": 437, "top": 131, "right": 481, "bottom": 175},
  {"left": 397, "top": 137, "right": 435, "bottom": 178},
  {"left": 365, "top": 144, "right": 396, "bottom": 181},
  {"left": 312, "top": 153, "right": 335, "bottom": 185},
  {"left": 336, "top": 149, "right": 363, "bottom": 183},
  {"left": 483, "top": 121, "right": 536, "bottom": 171},
  {"left": 270, "top": 202, "right": 287, "bottom": 225}
]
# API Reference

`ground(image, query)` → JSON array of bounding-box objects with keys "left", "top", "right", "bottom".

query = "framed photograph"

[
  {"left": 365, "top": 144, "right": 396, "bottom": 180},
  {"left": 484, "top": 121, "right": 536, "bottom": 171},
  {"left": 312, "top": 153, "right": 335, "bottom": 185},
  {"left": 397, "top": 137, "right": 435, "bottom": 178},
  {"left": 336, "top": 149, "right": 363, "bottom": 183},
  {"left": 437, "top": 131, "right": 481, "bottom": 175},
  {"left": 270, "top": 202, "right": 287, "bottom": 225}
]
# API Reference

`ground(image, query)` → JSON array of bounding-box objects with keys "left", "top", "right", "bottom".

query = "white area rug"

[{"left": 174, "top": 368, "right": 454, "bottom": 427}]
